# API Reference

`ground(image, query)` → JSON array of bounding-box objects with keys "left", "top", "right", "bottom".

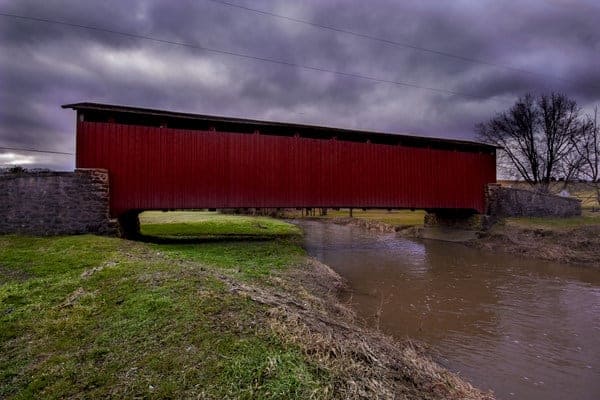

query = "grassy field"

[
  {"left": 504, "top": 209, "right": 600, "bottom": 230},
  {"left": 140, "top": 211, "right": 301, "bottom": 239},
  {"left": 291, "top": 209, "right": 426, "bottom": 226},
  {"left": 330, "top": 209, "right": 426, "bottom": 226},
  {"left": 318, "top": 184, "right": 600, "bottom": 231},
  {"left": 498, "top": 181, "right": 600, "bottom": 209},
  {"left": 0, "top": 214, "right": 329, "bottom": 399},
  {"left": 325, "top": 208, "right": 600, "bottom": 231},
  {"left": 1, "top": 212, "right": 495, "bottom": 399},
  {"left": 493, "top": 183, "right": 600, "bottom": 230}
]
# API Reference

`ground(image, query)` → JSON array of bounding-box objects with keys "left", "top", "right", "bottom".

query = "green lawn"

[
  {"left": 0, "top": 214, "right": 331, "bottom": 399},
  {"left": 140, "top": 211, "right": 301, "bottom": 239},
  {"left": 505, "top": 210, "right": 600, "bottom": 230},
  {"left": 305, "top": 209, "right": 426, "bottom": 226}
]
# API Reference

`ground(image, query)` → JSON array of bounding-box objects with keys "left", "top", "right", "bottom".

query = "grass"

[
  {"left": 505, "top": 209, "right": 600, "bottom": 230},
  {"left": 155, "top": 241, "right": 304, "bottom": 281},
  {"left": 140, "top": 212, "right": 304, "bottom": 280},
  {"left": 485, "top": 182, "right": 600, "bottom": 231},
  {"left": 295, "top": 209, "right": 426, "bottom": 226},
  {"left": 0, "top": 213, "right": 332, "bottom": 399},
  {"left": 498, "top": 180, "right": 600, "bottom": 209},
  {"left": 140, "top": 211, "right": 301, "bottom": 239},
  {"left": 322, "top": 185, "right": 599, "bottom": 231}
]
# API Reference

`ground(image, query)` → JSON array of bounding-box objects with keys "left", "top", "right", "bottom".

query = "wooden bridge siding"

[{"left": 76, "top": 121, "right": 496, "bottom": 216}]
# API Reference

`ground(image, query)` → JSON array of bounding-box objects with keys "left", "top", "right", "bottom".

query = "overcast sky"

[{"left": 1, "top": 0, "right": 599, "bottom": 170}]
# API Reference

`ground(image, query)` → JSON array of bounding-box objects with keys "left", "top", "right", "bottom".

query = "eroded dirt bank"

[
  {"left": 319, "top": 217, "right": 600, "bottom": 267},
  {"left": 471, "top": 224, "right": 600, "bottom": 266},
  {"left": 297, "top": 219, "right": 600, "bottom": 400},
  {"left": 229, "top": 257, "right": 493, "bottom": 399}
]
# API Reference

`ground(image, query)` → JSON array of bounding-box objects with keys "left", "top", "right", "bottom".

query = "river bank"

[
  {"left": 0, "top": 212, "right": 491, "bottom": 399},
  {"left": 470, "top": 220, "right": 600, "bottom": 266},
  {"left": 314, "top": 213, "right": 600, "bottom": 267},
  {"left": 223, "top": 256, "right": 492, "bottom": 399},
  {"left": 298, "top": 219, "right": 600, "bottom": 400}
]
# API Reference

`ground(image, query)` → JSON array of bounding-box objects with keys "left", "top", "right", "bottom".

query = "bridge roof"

[{"left": 63, "top": 102, "right": 497, "bottom": 152}]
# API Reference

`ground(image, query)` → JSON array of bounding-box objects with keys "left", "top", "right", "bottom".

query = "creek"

[{"left": 297, "top": 220, "right": 600, "bottom": 400}]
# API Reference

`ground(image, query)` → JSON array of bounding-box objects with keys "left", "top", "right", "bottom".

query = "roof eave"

[{"left": 62, "top": 102, "right": 498, "bottom": 150}]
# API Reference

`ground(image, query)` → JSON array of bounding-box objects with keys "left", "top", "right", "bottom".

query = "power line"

[
  {"left": 0, "top": 11, "right": 487, "bottom": 100},
  {"left": 0, "top": 146, "right": 73, "bottom": 155},
  {"left": 205, "top": 0, "right": 591, "bottom": 89}
]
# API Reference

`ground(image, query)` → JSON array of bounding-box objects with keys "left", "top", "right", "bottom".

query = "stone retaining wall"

[
  {"left": 424, "top": 211, "right": 493, "bottom": 230},
  {"left": 424, "top": 184, "right": 581, "bottom": 231},
  {"left": 485, "top": 184, "right": 581, "bottom": 218},
  {"left": 0, "top": 169, "right": 116, "bottom": 235}
]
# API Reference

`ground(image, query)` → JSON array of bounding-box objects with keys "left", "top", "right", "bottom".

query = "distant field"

[
  {"left": 327, "top": 207, "right": 600, "bottom": 231},
  {"left": 286, "top": 208, "right": 426, "bottom": 226},
  {"left": 326, "top": 209, "right": 426, "bottom": 226},
  {"left": 494, "top": 181, "right": 600, "bottom": 229},
  {"left": 498, "top": 181, "right": 600, "bottom": 209},
  {"left": 505, "top": 209, "right": 600, "bottom": 230}
]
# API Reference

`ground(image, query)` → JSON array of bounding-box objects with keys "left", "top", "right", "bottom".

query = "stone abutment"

[{"left": 0, "top": 169, "right": 116, "bottom": 236}]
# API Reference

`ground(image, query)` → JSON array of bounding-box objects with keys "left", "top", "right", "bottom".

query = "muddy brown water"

[{"left": 297, "top": 220, "right": 600, "bottom": 400}]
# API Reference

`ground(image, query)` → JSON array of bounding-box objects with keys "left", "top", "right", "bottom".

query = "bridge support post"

[
  {"left": 118, "top": 210, "right": 141, "bottom": 239},
  {"left": 424, "top": 209, "right": 492, "bottom": 231}
]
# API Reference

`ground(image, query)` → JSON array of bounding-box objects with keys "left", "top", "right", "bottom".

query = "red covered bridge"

[{"left": 64, "top": 103, "right": 496, "bottom": 233}]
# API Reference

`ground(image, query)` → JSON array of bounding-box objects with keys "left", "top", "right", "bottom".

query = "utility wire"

[
  {"left": 0, "top": 11, "right": 487, "bottom": 99},
  {"left": 205, "top": 0, "right": 591, "bottom": 89},
  {"left": 0, "top": 146, "right": 73, "bottom": 155}
]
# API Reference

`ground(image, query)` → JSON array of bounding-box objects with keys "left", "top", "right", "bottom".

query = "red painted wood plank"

[{"left": 76, "top": 121, "right": 496, "bottom": 216}]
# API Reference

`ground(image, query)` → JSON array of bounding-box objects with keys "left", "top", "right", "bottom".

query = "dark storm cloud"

[{"left": 0, "top": 0, "right": 598, "bottom": 169}]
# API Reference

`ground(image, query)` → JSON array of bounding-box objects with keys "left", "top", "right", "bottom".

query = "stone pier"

[{"left": 0, "top": 168, "right": 116, "bottom": 235}]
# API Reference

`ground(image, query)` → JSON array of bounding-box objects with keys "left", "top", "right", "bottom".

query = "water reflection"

[{"left": 298, "top": 221, "right": 600, "bottom": 400}]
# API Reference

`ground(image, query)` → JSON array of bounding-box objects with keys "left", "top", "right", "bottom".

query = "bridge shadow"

[{"left": 135, "top": 233, "right": 297, "bottom": 245}]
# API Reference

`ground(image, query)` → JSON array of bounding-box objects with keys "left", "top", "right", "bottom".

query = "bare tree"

[
  {"left": 477, "top": 92, "right": 587, "bottom": 191},
  {"left": 572, "top": 107, "right": 599, "bottom": 205},
  {"left": 558, "top": 144, "right": 585, "bottom": 189}
]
